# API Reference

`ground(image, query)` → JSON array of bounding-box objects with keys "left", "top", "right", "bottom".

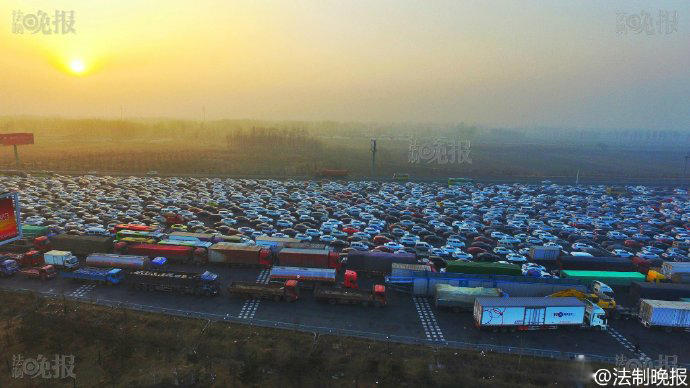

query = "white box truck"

[
  {"left": 473, "top": 296, "right": 607, "bottom": 330},
  {"left": 639, "top": 299, "right": 690, "bottom": 330},
  {"left": 43, "top": 250, "right": 79, "bottom": 269}
]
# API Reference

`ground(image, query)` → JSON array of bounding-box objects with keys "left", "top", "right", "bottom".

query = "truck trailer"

[
  {"left": 559, "top": 270, "right": 646, "bottom": 286},
  {"left": 127, "top": 270, "right": 219, "bottom": 296},
  {"left": 227, "top": 280, "right": 299, "bottom": 302},
  {"left": 473, "top": 297, "right": 607, "bottom": 330},
  {"left": 208, "top": 243, "right": 272, "bottom": 267},
  {"left": 445, "top": 261, "right": 522, "bottom": 276},
  {"left": 276, "top": 248, "right": 340, "bottom": 269},
  {"left": 434, "top": 284, "right": 502, "bottom": 312},
  {"left": 342, "top": 251, "right": 417, "bottom": 275},
  {"left": 85, "top": 253, "right": 166, "bottom": 271},
  {"left": 49, "top": 234, "right": 114, "bottom": 257},
  {"left": 120, "top": 243, "right": 203, "bottom": 264},
  {"left": 638, "top": 299, "right": 690, "bottom": 330},
  {"left": 61, "top": 267, "right": 124, "bottom": 285},
  {"left": 269, "top": 266, "right": 336, "bottom": 288},
  {"left": 314, "top": 284, "right": 387, "bottom": 307}
]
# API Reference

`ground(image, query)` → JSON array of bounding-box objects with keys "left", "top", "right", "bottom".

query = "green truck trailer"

[
  {"left": 560, "top": 270, "right": 645, "bottom": 286},
  {"left": 21, "top": 225, "right": 49, "bottom": 239},
  {"left": 445, "top": 261, "right": 522, "bottom": 276}
]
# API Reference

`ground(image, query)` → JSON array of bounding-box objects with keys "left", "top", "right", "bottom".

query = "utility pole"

[
  {"left": 13, "top": 145, "right": 19, "bottom": 168},
  {"left": 370, "top": 138, "right": 377, "bottom": 178},
  {"left": 575, "top": 169, "right": 580, "bottom": 185}
]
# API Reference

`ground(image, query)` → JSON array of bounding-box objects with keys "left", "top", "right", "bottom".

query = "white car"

[
  {"left": 611, "top": 249, "right": 632, "bottom": 258},
  {"left": 506, "top": 253, "right": 527, "bottom": 263}
]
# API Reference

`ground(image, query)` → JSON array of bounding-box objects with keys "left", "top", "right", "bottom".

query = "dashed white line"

[
  {"left": 608, "top": 328, "right": 650, "bottom": 361},
  {"left": 237, "top": 269, "right": 269, "bottom": 319},
  {"left": 413, "top": 296, "right": 445, "bottom": 342}
]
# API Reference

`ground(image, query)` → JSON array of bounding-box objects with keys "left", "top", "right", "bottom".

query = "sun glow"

[{"left": 68, "top": 59, "right": 86, "bottom": 75}]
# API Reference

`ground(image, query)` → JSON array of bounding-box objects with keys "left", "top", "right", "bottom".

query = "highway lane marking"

[
  {"left": 237, "top": 269, "right": 269, "bottom": 319},
  {"left": 413, "top": 296, "right": 445, "bottom": 342},
  {"left": 69, "top": 284, "right": 96, "bottom": 298},
  {"left": 608, "top": 328, "right": 650, "bottom": 361}
]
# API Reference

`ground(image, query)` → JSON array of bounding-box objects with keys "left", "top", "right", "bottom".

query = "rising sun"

[{"left": 68, "top": 59, "right": 86, "bottom": 75}]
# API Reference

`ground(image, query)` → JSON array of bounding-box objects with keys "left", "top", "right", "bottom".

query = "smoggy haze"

[{"left": 1, "top": 0, "right": 688, "bottom": 130}]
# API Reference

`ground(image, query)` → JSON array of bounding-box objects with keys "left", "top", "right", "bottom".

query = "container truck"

[
  {"left": 120, "top": 243, "right": 203, "bottom": 264},
  {"left": 0, "top": 259, "right": 19, "bottom": 277},
  {"left": 276, "top": 248, "right": 340, "bottom": 269},
  {"left": 269, "top": 266, "right": 336, "bottom": 288},
  {"left": 255, "top": 236, "right": 300, "bottom": 249},
  {"left": 19, "top": 265, "right": 57, "bottom": 281},
  {"left": 557, "top": 256, "right": 636, "bottom": 272},
  {"left": 43, "top": 250, "right": 79, "bottom": 269},
  {"left": 434, "top": 284, "right": 502, "bottom": 312},
  {"left": 638, "top": 299, "right": 690, "bottom": 330},
  {"left": 559, "top": 270, "right": 646, "bottom": 286},
  {"left": 473, "top": 297, "right": 607, "bottom": 330},
  {"left": 342, "top": 251, "right": 417, "bottom": 275},
  {"left": 50, "top": 234, "right": 114, "bottom": 257},
  {"left": 208, "top": 243, "right": 272, "bottom": 267},
  {"left": 391, "top": 263, "right": 433, "bottom": 278},
  {"left": 127, "top": 270, "right": 220, "bottom": 296},
  {"left": 158, "top": 239, "right": 213, "bottom": 249},
  {"left": 61, "top": 267, "right": 124, "bottom": 285},
  {"left": 85, "top": 253, "right": 166, "bottom": 271},
  {"left": 314, "top": 284, "right": 387, "bottom": 307},
  {"left": 227, "top": 280, "right": 299, "bottom": 302},
  {"left": 445, "top": 261, "right": 522, "bottom": 276}
]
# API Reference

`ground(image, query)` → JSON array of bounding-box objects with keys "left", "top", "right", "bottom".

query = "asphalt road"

[{"left": 1, "top": 264, "right": 688, "bottom": 367}]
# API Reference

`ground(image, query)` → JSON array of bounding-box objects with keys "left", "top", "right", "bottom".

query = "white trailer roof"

[{"left": 475, "top": 297, "right": 583, "bottom": 307}]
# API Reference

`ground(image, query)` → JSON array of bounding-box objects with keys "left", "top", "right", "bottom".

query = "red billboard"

[
  {"left": 0, "top": 192, "right": 21, "bottom": 245},
  {"left": 0, "top": 133, "right": 34, "bottom": 146}
]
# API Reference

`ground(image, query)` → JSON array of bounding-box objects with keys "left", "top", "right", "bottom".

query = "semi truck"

[
  {"left": 473, "top": 297, "right": 607, "bottom": 331},
  {"left": 49, "top": 234, "right": 114, "bottom": 257},
  {"left": 0, "top": 259, "right": 19, "bottom": 277},
  {"left": 19, "top": 265, "right": 57, "bottom": 281},
  {"left": 208, "top": 243, "right": 272, "bottom": 267},
  {"left": 85, "top": 253, "right": 166, "bottom": 271},
  {"left": 227, "top": 280, "right": 299, "bottom": 302},
  {"left": 269, "top": 266, "right": 337, "bottom": 288},
  {"left": 61, "top": 267, "right": 124, "bottom": 285},
  {"left": 639, "top": 299, "right": 690, "bottom": 330},
  {"left": 126, "top": 270, "right": 219, "bottom": 296},
  {"left": 276, "top": 248, "right": 340, "bottom": 269},
  {"left": 43, "top": 250, "right": 79, "bottom": 269},
  {"left": 434, "top": 284, "right": 502, "bottom": 312}
]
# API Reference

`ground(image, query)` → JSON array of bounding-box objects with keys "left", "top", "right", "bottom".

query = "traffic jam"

[{"left": 0, "top": 174, "right": 689, "bottom": 333}]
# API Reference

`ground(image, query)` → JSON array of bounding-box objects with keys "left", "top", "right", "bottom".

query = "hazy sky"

[{"left": 1, "top": 1, "right": 688, "bottom": 129}]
